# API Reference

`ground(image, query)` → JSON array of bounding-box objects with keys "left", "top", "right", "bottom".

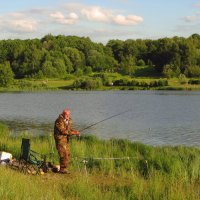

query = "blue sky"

[{"left": 0, "top": 0, "right": 199, "bottom": 43}]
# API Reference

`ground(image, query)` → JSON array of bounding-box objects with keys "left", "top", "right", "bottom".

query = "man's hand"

[{"left": 71, "top": 130, "right": 80, "bottom": 137}]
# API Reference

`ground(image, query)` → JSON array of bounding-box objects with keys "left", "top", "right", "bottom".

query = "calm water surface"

[{"left": 0, "top": 90, "right": 199, "bottom": 146}]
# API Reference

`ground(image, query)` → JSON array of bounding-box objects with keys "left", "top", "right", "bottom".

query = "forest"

[{"left": 0, "top": 34, "right": 200, "bottom": 87}]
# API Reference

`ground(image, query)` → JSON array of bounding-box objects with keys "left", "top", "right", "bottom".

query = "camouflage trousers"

[{"left": 56, "top": 142, "right": 70, "bottom": 171}]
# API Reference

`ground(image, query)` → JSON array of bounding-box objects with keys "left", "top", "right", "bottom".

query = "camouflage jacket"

[{"left": 54, "top": 114, "right": 73, "bottom": 144}]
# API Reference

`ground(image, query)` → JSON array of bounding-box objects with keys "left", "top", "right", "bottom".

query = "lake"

[{"left": 0, "top": 90, "right": 199, "bottom": 146}]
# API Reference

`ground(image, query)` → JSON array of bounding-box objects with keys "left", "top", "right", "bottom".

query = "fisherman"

[{"left": 54, "top": 108, "right": 80, "bottom": 174}]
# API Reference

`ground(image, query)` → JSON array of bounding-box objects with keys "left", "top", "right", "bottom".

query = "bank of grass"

[
  {"left": 1, "top": 69, "right": 200, "bottom": 92},
  {"left": 0, "top": 122, "right": 200, "bottom": 199}
]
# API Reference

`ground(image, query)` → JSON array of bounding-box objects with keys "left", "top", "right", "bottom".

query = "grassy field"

[
  {"left": 1, "top": 77, "right": 200, "bottom": 92},
  {"left": 0, "top": 123, "right": 200, "bottom": 199},
  {"left": 1, "top": 66, "right": 200, "bottom": 92}
]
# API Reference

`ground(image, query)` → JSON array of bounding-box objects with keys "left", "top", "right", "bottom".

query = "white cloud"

[
  {"left": 80, "top": 5, "right": 143, "bottom": 25},
  {"left": 193, "top": 3, "right": 200, "bottom": 8},
  {"left": 174, "top": 22, "right": 200, "bottom": 37},
  {"left": 183, "top": 15, "right": 197, "bottom": 22},
  {"left": 50, "top": 11, "right": 65, "bottom": 19},
  {"left": 28, "top": 8, "right": 48, "bottom": 15},
  {"left": 50, "top": 11, "right": 79, "bottom": 24},
  {"left": 81, "top": 7, "right": 112, "bottom": 23},
  {"left": 9, "top": 19, "right": 37, "bottom": 32},
  {"left": 69, "top": 12, "right": 79, "bottom": 20},
  {"left": 0, "top": 2, "right": 144, "bottom": 40},
  {"left": 114, "top": 14, "right": 143, "bottom": 25},
  {"left": 0, "top": 13, "right": 38, "bottom": 33}
]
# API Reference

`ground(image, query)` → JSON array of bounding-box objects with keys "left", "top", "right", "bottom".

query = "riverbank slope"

[{"left": 0, "top": 123, "right": 199, "bottom": 199}]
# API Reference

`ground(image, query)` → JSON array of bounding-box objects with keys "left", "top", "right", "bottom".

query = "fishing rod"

[{"left": 79, "top": 109, "right": 131, "bottom": 132}]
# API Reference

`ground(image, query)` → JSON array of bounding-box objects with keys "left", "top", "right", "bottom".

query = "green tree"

[
  {"left": 120, "top": 55, "right": 135, "bottom": 75},
  {"left": 179, "top": 42, "right": 193, "bottom": 72},
  {"left": 53, "top": 58, "right": 67, "bottom": 78},
  {"left": 74, "top": 68, "right": 83, "bottom": 77},
  {"left": 106, "top": 39, "right": 124, "bottom": 63},
  {"left": 0, "top": 42, "right": 8, "bottom": 63},
  {"left": 184, "top": 65, "right": 200, "bottom": 77},
  {"left": 0, "top": 62, "right": 14, "bottom": 86},
  {"left": 41, "top": 34, "right": 55, "bottom": 51},
  {"left": 137, "top": 59, "right": 145, "bottom": 66},
  {"left": 84, "top": 66, "right": 93, "bottom": 75},
  {"left": 163, "top": 64, "right": 180, "bottom": 78},
  {"left": 178, "top": 73, "right": 188, "bottom": 84},
  {"left": 87, "top": 50, "right": 105, "bottom": 72},
  {"left": 41, "top": 51, "right": 73, "bottom": 78},
  {"left": 41, "top": 61, "right": 58, "bottom": 78},
  {"left": 63, "top": 47, "right": 85, "bottom": 72}
]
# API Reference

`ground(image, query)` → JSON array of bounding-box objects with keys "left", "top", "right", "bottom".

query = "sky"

[{"left": 0, "top": 0, "right": 199, "bottom": 43}]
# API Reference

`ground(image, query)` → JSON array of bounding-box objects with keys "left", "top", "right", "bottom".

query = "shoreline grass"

[
  {"left": 0, "top": 123, "right": 200, "bottom": 199},
  {"left": 1, "top": 73, "right": 200, "bottom": 92}
]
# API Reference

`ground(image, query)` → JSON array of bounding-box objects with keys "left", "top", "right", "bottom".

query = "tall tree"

[
  {"left": 63, "top": 47, "right": 85, "bottom": 72},
  {"left": 0, "top": 62, "right": 14, "bottom": 86}
]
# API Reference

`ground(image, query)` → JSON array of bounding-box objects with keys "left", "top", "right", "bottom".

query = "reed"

[{"left": 0, "top": 123, "right": 199, "bottom": 200}]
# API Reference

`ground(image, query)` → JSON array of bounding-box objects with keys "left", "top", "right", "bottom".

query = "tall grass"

[{"left": 0, "top": 122, "right": 199, "bottom": 200}]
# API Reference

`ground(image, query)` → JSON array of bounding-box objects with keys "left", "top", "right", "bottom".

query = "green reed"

[{"left": 0, "top": 122, "right": 199, "bottom": 200}]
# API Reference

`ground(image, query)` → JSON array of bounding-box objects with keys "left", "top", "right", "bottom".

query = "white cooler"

[{"left": 0, "top": 151, "right": 12, "bottom": 161}]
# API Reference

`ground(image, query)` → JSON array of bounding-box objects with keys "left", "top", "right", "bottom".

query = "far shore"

[{"left": 1, "top": 76, "right": 200, "bottom": 92}]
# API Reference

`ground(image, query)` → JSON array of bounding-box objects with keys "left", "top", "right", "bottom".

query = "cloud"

[
  {"left": 113, "top": 14, "right": 143, "bottom": 25},
  {"left": 0, "top": 13, "right": 38, "bottom": 33},
  {"left": 28, "top": 8, "right": 48, "bottom": 15},
  {"left": 193, "top": 3, "right": 200, "bottom": 8},
  {"left": 182, "top": 2, "right": 200, "bottom": 24},
  {"left": 50, "top": 11, "right": 79, "bottom": 25},
  {"left": 81, "top": 7, "right": 112, "bottom": 23},
  {"left": 80, "top": 6, "right": 143, "bottom": 25},
  {"left": 183, "top": 15, "right": 197, "bottom": 22},
  {"left": 0, "top": 2, "right": 144, "bottom": 40}
]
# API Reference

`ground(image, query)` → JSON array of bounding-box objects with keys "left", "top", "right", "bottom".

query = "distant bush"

[
  {"left": 178, "top": 74, "right": 188, "bottom": 84},
  {"left": 17, "top": 80, "right": 48, "bottom": 90},
  {"left": 101, "top": 74, "right": 113, "bottom": 86},
  {"left": 184, "top": 65, "right": 200, "bottom": 77},
  {"left": 127, "top": 80, "right": 140, "bottom": 86},
  {"left": 188, "top": 79, "right": 200, "bottom": 85},
  {"left": 85, "top": 78, "right": 102, "bottom": 90},
  {"left": 113, "top": 78, "right": 129, "bottom": 86},
  {"left": 18, "top": 80, "right": 33, "bottom": 89},
  {"left": 64, "top": 74, "right": 75, "bottom": 80},
  {"left": 163, "top": 64, "right": 180, "bottom": 78},
  {"left": 73, "top": 78, "right": 103, "bottom": 90},
  {"left": 149, "top": 81, "right": 158, "bottom": 87},
  {"left": 33, "top": 70, "right": 44, "bottom": 79},
  {"left": 113, "top": 78, "right": 168, "bottom": 88},
  {"left": 73, "top": 79, "right": 82, "bottom": 88},
  {"left": 157, "top": 79, "right": 168, "bottom": 86},
  {"left": 137, "top": 59, "right": 145, "bottom": 66}
]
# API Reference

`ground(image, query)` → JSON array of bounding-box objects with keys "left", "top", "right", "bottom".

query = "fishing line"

[{"left": 79, "top": 109, "right": 132, "bottom": 132}]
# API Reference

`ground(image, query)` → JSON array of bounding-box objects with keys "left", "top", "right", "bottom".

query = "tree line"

[{"left": 0, "top": 34, "right": 200, "bottom": 86}]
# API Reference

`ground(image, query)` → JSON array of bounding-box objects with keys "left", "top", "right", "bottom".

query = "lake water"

[{"left": 0, "top": 90, "right": 199, "bottom": 146}]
